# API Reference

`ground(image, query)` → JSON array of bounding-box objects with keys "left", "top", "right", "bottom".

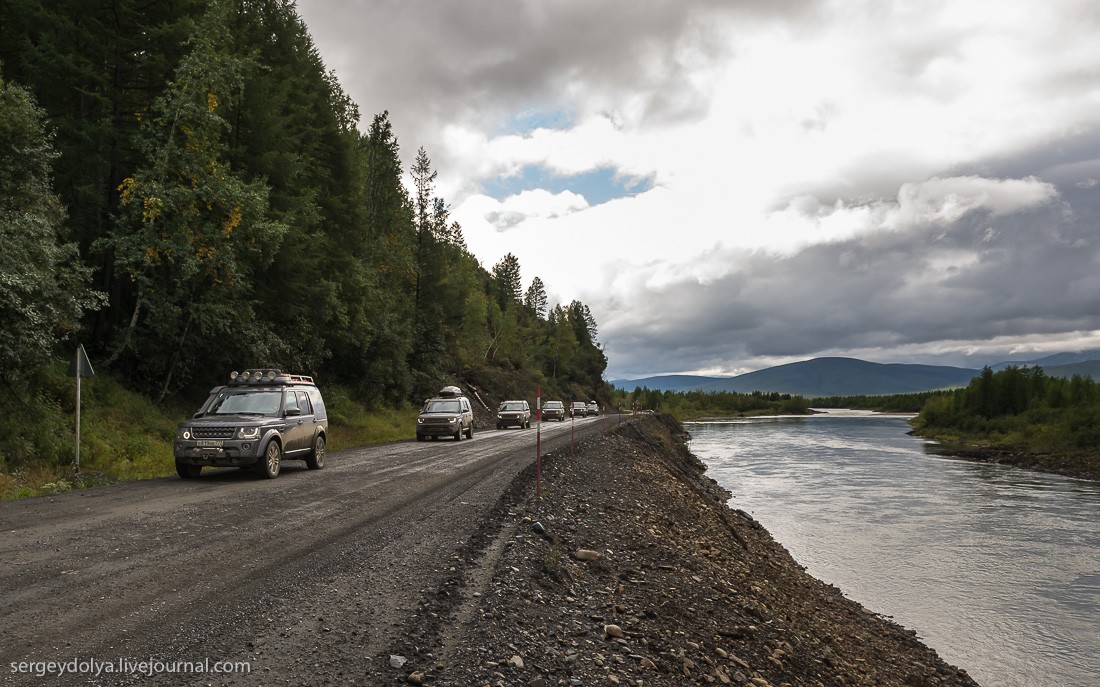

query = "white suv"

[{"left": 416, "top": 386, "right": 474, "bottom": 441}]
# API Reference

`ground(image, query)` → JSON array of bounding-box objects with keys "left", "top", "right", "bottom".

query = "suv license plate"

[{"left": 197, "top": 440, "right": 223, "bottom": 448}]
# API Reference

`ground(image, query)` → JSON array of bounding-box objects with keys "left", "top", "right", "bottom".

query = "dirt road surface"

[{"left": 0, "top": 416, "right": 613, "bottom": 685}]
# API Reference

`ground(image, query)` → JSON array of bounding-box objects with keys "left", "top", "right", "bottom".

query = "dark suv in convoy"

[
  {"left": 417, "top": 386, "right": 474, "bottom": 441},
  {"left": 496, "top": 400, "right": 531, "bottom": 429},
  {"left": 174, "top": 369, "right": 328, "bottom": 479},
  {"left": 570, "top": 401, "right": 588, "bottom": 418},
  {"left": 541, "top": 400, "right": 566, "bottom": 422}
]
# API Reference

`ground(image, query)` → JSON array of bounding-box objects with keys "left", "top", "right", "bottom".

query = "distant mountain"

[
  {"left": 1042, "top": 361, "right": 1100, "bottom": 380},
  {"left": 613, "top": 357, "right": 980, "bottom": 397},
  {"left": 991, "top": 349, "right": 1100, "bottom": 374}
]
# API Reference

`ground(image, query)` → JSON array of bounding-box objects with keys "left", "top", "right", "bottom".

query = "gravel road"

[{"left": 0, "top": 417, "right": 614, "bottom": 685}]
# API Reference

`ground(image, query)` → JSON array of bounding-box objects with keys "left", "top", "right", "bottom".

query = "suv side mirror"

[{"left": 285, "top": 407, "right": 301, "bottom": 417}]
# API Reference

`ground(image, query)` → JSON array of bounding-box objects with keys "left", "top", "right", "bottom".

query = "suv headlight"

[
  {"left": 236, "top": 426, "right": 260, "bottom": 440},
  {"left": 178, "top": 428, "right": 192, "bottom": 440}
]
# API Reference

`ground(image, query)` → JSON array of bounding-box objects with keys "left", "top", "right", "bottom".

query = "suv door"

[{"left": 283, "top": 388, "right": 312, "bottom": 454}]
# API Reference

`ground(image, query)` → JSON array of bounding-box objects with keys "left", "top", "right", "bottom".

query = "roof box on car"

[{"left": 438, "top": 385, "right": 463, "bottom": 398}]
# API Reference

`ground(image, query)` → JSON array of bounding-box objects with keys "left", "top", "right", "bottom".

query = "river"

[{"left": 686, "top": 410, "right": 1100, "bottom": 687}]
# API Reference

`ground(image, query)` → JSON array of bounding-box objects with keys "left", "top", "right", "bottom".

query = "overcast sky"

[{"left": 295, "top": 0, "right": 1100, "bottom": 380}]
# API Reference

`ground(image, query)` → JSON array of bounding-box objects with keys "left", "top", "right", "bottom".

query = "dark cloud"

[
  {"left": 297, "top": 0, "right": 817, "bottom": 146},
  {"left": 602, "top": 182, "right": 1100, "bottom": 377}
]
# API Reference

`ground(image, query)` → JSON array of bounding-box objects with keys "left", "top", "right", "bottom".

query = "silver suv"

[
  {"left": 174, "top": 369, "right": 328, "bottom": 479},
  {"left": 417, "top": 386, "right": 474, "bottom": 441},
  {"left": 496, "top": 400, "right": 531, "bottom": 429}
]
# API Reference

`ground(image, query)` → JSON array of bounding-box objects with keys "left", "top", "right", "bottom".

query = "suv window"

[
  {"left": 425, "top": 399, "right": 463, "bottom": 413},
  {"left": 207, "top": 390, "right": 282, "bottom": 416},
  {"left": 500, "top": 401, "right": 526, "bottom": 411},
  {"left": 296, "top": 391, "right": 313, "bottom": 415}
]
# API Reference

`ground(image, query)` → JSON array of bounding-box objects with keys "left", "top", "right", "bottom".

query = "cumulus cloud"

[
  {"left": 482, "top": 189, "right": 589, "bottom": 230},
  {"left": 889, "top": 176, "right": 1059, "bottom": 226}
]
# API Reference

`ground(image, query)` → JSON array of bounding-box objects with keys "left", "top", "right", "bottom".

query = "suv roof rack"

[{"left": 437, "top": 385, "right": 463, "bottom": 398}]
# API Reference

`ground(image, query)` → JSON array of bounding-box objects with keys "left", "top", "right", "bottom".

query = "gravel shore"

[{"left": 375, "top": 414, "right": 981, "bottom": 687}]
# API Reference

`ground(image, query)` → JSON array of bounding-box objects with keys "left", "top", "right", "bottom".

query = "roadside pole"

[
  {"left": 570, "top": 405, "right": 575, "bottom": 464},
  {"left": 66, "top": 344, "right": 95, "bottom": 473},
  {"left": 536, "top": 386, "right": 541, "bottom": 498}
]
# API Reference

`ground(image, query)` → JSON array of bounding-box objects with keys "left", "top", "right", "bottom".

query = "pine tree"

[
  {"left": 524, "top": 277, "right": 548, "bottom": 319},
  {"left": 492, "top": 253, "right": 523, "bottom": 310}
]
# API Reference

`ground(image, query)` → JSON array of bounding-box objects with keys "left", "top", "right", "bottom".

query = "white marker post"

[{"left": 66, "top": 344, "right": 95, "bottom": 473}]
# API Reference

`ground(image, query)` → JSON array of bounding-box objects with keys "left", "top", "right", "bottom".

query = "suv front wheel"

[{"left": 258, "top": 440, "right": 282, "bottom": 479}]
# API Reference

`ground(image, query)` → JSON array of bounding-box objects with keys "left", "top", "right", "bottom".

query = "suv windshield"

[
  {"left": 424, "top": 400, "right": 462, "bottom": 413},
  {"left": 545, "top": 402, "right": 563, "bottom": 408},
  {"left": 206, "top": 390, "right": 282, "bottom": 416},
  {"left": 500, "top": 402, "right": 525, "bottom": 411}
]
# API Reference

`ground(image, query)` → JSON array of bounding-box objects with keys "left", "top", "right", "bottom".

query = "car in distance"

[
  {"left": 542, "top": 400, "right": 566, "bottom": 422},
  {"left": 497, "top": 400, "right": 531, "bottom": 429},
  {"left": 570, "top": 401, "right": 587, "bottom": 418},
  {"left": 587, "top": 401, "right": 600, "bottom": 416},
  {"left": 417, "top": 385, "right": 474, "bottom": 441},
  {"left": 174, "top": 369, "right": 328, "bottom": 480}
]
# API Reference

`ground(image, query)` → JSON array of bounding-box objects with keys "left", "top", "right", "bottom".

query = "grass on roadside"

[{"left": 323, "top": 386, "right": 418, "bottom": 451}]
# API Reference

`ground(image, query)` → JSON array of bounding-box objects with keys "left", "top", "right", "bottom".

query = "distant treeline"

[
  {"left": 613, "top": 387, "right": 810, "bottom": 418},
  {"left": 809, "top": 391, "right": 951, "bottom": 413},
  {"left": 912, "top": 366, "right": 1100, "bottom": 459},
  {"left": 0, "top": 0, "right": 606, "bottom": 470}
]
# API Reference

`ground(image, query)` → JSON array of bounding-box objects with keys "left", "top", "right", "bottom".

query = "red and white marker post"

[
  {"left": 570, "top": 401, "right": 575, "bottom": 464},
  {"left": 535, "top": 386, "right": 542, "bottom": 499}
]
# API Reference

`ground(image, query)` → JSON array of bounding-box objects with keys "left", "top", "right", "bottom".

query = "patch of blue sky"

[
  {"left": 497, "top": 107, "right": 576, "bottom": 136},
  {"left": 482, "top": 165, "right": 655, "bottom": 206}
]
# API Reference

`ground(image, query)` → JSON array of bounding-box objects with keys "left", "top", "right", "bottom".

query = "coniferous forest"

[
  {"left": 0, "top": 0, "right": 607, "bottom": 481},
  {"left": 911, "top": 366, "right": 1100, "bottom": 478}
]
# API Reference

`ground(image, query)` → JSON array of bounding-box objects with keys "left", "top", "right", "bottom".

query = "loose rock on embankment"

[{"left": 380, "top": 414, "right": 981, "bottom": 686}]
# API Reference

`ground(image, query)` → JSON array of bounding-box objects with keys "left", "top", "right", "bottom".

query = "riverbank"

[
  {"left": 382, "top": 414, "right": 980, "bottom": 686},
  {"left": 919, "top": 440, "right": 1100, "bottom": 482}
]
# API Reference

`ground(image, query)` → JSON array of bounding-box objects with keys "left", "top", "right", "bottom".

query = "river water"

[{"left": 686, "top": 410, "right": 1100, "bottom": 687}]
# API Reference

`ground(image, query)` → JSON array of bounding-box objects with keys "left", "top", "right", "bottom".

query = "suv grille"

[
  {"left": 422, "top": 417, "right": 453, "bottom": 425},
  {"left": 192, "top": 424, "right": 237, "bottom": 439}
]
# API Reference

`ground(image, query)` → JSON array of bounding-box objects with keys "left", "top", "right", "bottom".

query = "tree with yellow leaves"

[{"left": 105, "top": 0, "right": 286, "bottom": 400}]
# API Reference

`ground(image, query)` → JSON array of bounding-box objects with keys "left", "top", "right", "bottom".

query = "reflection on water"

[{"left": 687, "top": 411, "right": 1100, "bottom": 687}]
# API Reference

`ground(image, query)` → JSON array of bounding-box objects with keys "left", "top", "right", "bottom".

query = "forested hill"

[{"left": 0, "top": 0, "right": 607, "bottom": 409}]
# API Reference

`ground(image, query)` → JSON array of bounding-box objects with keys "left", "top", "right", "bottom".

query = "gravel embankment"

[{"left": 377, "top": 414, "right": 981, "bottom": 687}]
